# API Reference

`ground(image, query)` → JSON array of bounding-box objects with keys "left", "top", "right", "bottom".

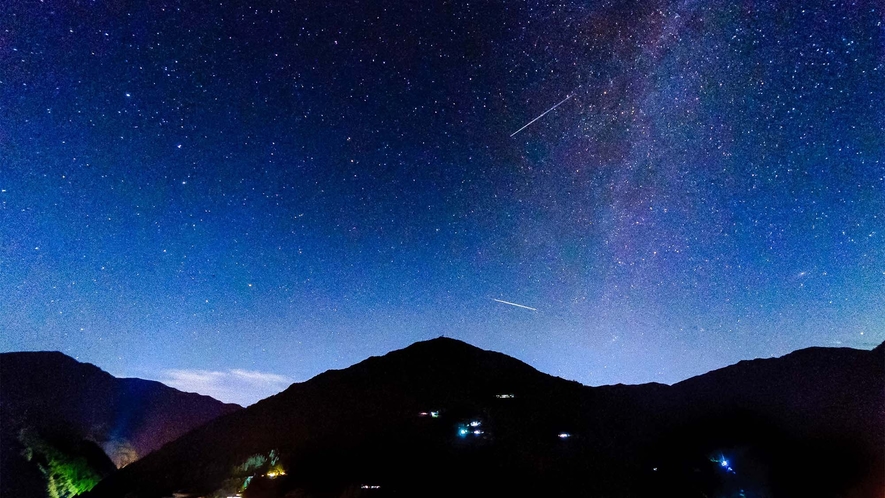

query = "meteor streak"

[
  {"left": 492, "top": 298, "right": 538, "bottom": 311},
  {"left": 510, "top": 95, "right": 572, "bottom": 137}
]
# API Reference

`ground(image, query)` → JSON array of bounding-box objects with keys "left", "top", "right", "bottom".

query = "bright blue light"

[
  {"left": 720, "top": 459, "right": 728, "bottom": 467},
  {"left": 458, "top": 428, "right": 469, "bottom": 437}
]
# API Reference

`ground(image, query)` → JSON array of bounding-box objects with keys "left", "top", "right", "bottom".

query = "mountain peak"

[
  {"left": 342, "top": 335, "right": 544, "bottom": 389},
  {"left": 390, "top": 336, "right": 492, "bottom": 358},
  {"left": 409, "top": 335, "right": 479, "bottom": 347}
]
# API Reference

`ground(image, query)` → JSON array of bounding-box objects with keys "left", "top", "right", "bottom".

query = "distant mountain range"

[
  {"left": 0, "top": 351, "right": 240, "bottom": 498},
  {"left": 75, "top": 338, "right": 882, "bottom": 498}
]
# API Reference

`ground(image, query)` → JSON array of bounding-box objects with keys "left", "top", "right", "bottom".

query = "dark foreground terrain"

[
  {"left": 0, "top": 352, "right": 240, "bottom": 498},
  {"left": 78, "top": 338, "right": 883, "bottom": 498}
]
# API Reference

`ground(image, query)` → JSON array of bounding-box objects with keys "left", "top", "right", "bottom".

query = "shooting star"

[
  {"left": 492, "top": 298, "right": 538, "bottom": 311},
  {"left": 510, "top": 95, "right": 573, "bottom": 137}
]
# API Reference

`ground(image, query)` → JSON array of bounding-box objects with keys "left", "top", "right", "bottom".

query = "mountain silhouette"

[
  {"left": 0, "top": 351, "right": 241, "bottom": 498},
  {"left": 85, "top": 338, "right": 883, "bottom": 498}
]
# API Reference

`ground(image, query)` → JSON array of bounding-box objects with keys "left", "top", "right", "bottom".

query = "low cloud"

[{"left": 160, "top": 368, "right": 292, "bottom": 406}]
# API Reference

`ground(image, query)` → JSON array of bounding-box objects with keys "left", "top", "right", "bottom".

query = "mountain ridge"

[
  {"left": 87, "top": 337, "right": 883, "bottom": 498},
  {"left": 0, "top": 351, "right": 241, "bottom": 498},
  {"left": 1, "top": 350, "right": 240, "bottom": 408}
]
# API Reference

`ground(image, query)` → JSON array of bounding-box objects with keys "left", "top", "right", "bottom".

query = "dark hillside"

[
  {"left": 88, "top": 338, "right": 883, "bottom": 498},
  {"left": 0, "top": 351, "right": 241, "bottom": 498},
  {"left": 633, "top": 343, "right": 884, "bottom": 497}
]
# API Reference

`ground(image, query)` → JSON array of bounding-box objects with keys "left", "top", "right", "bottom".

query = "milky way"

[{"left": 1, "top": 0, "right": 882, "bottom": 404}]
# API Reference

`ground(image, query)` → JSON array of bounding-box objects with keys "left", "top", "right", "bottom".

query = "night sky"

[{"left": 2, "top": 0, "right": 882, "bottom": 406}]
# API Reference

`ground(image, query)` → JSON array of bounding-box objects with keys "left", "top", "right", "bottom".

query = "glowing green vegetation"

[
  {"left": 19, "top": 430, "right": 104, "bottom": 498},
  {"left": 214, "top": 449, "right": 285, "bottom": 497},
  {"left": 237, "top": 453, "right": 268, "bottom": 473}
]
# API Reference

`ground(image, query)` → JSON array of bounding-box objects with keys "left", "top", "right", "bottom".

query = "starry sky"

[{"left": 1, "top": 0, "right": 883, "bottom": 406}]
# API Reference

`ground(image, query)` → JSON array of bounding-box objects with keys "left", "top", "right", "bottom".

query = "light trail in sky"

[
  {"left": 492, "top": 298, "right": 538, "bottom": 311},
  {"left": 510, "top": 95, "right": 572, "bottom": 137}
]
